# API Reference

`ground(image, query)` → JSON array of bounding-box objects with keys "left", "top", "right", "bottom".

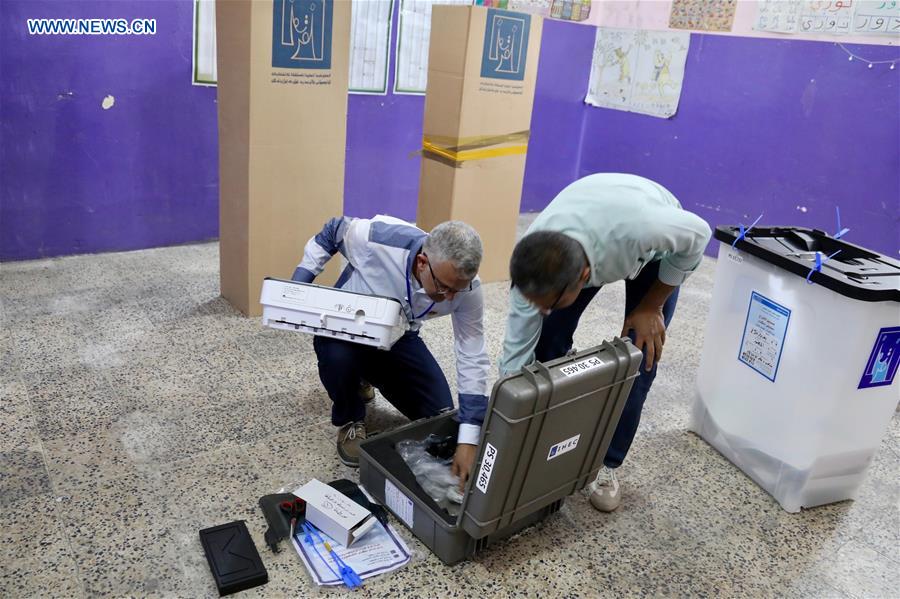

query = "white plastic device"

[{"left": 260, "top": 278, "right": 407, "bottom": 350}]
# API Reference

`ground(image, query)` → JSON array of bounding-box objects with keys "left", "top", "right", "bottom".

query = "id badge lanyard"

[{"left": 405, "top": 260, "right": 435, "bottom": 322}]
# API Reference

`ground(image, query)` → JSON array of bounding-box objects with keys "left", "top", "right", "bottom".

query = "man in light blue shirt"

[
  {"left": 499, "top": 173, "right": 712, "bottom": 512},
  {"left": 293, "top": 215, "right": 491, "bottom": 486}
]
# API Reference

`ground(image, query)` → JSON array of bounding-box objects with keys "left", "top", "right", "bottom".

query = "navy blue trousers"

[
  {"left": 314, "top": 331, "right": 454, "bottom": 427},
  {"left": 534, "top": 260, "right": 679, "bottom": 469}
]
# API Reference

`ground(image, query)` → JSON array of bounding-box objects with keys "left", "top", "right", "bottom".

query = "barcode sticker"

[{"left": 475, "top": 443, "right": 498, "bottom": 494}]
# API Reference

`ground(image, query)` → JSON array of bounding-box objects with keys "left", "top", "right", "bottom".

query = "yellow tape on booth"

[{"left": 421, "top": 130, "right": 530, "bottom": 167}]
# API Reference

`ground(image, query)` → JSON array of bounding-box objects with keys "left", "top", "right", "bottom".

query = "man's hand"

[
  {"left": 622, "top": 305, "right": 667, "bottom": 372},
  {"left": 451, "top": 443, "right": 478, "bottom": 492}
]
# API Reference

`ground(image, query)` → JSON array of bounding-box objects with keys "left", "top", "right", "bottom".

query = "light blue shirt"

[{"left": 499, "top": 173, "right": 712, "bottom": 376}]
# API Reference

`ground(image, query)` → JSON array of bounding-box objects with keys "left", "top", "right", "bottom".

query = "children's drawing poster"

[
  {"left": 585, "top": 28, "right": 690, "bottom": 119},
  {"left": 669, "top": 0, "right": 738, "bottom": 31}
]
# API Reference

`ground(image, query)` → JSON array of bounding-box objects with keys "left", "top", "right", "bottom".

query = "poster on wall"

[
  {"left": 191, "top": 0, "right": 396, "bottom": 90},
  {"left": 797, "top": 0, "right": 854, "bottom": 35},
  {"left": 755, "top": 0, "right": 900, "bottom": 36},
  {"left": 852, "top": 0, "right": 900, "bottom": 35},
  {"left": 349, "top": 0, "right": 394, "bottom": 94},
  {"left": 585, "top": 27, "right": 690, "bottom": 119},
  {"left": 754, "top": 0, "right": 801, "bottom": 33},
  {"left": 394, "top": 0, "right": 473, "bottom": 95},
  {"left": 193, "top": 0, "right": 217, "bottom": 86},
  {"left": 505, "top": 0, "right": 592, "bottom": 22},
  {"left": 669, "top": 0, "right": 737, "bottom": 32}
]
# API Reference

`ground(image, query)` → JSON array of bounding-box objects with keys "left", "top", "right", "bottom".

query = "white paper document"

[
  {"left": 754, "top": 0, "right": 900, "bottom": 36},
  {"left": 293, "top": 520, "right": 411, "bottom": 586},
  {"left": 797, "top": 0, "right": 855, "bottom": 35},
  {"left": 350, "top": 0, "right": 394, "bottom": 94},
  {"left": 852, "top": 0, "right": 900, "bottom": 35},
  {"left": 739, "top": 292, "right": 791, "bottom": 382},
  {"left": 754, "top": 0, "right": 802, "bottom": 33},
  {"left": 394, "top": 0, "right": 473, "bottom": 94},
  {"left": 192, "top": 0, "right": 217, "bottom": 85}
]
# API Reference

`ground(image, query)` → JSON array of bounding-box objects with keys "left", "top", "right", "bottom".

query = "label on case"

[
  {"left": 559, "top": 356, "right": 603, "bottom": 377},
  {"left": 476, "top": 443, "right": 498, "bottom": 494},
  {"left": 547, "top": 434, "right": 580, "bottom": 460},
  {"left": 384, "top": 479, "right": 414, "bottom": 528}
]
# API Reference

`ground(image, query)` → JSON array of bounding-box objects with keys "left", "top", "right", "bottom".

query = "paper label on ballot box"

[{"left": 738, "top": 291, "right": 791, "bottom": 382}]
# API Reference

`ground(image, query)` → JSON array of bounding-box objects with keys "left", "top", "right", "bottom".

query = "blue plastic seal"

[
  {"left": 806, "top": 249, "right": 842, "bottom": 284},
  {"left": 732, "top": 213, "right": 764, "bottom": 249},
  {"left": 834, "top": 206, "right": 850, "bottom": 240}
]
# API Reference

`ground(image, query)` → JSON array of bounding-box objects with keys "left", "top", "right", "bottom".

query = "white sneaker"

[{"left": 588, "top": 466, "right": 622, "bottom": 512}]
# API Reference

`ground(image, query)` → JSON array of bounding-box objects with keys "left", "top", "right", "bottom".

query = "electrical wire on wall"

[{"left": 836, "top": 42, "right": 899, "bottom": 70}]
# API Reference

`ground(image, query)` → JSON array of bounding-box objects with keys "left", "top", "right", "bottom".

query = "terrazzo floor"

[{"left": 1, "top": 223, "right": 898, "bottom": 598}]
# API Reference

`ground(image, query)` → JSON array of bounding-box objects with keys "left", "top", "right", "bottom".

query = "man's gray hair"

[
  {"left": 423, "top": 221, "right": 483, "bottom": 280},
  {"left": 510, "top": 231, "right": 586, "bottom": 297}
]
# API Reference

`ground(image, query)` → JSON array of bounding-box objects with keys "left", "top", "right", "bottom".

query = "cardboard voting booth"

[
  {"left": 216, "top": 0, "right": 349, "bottom": 316},
  {"left": 416, "top": 6, "right": 543, "bottom": 283}
]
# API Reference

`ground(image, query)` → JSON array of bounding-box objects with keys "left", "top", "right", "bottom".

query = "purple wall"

[
  {"left": 576, "top": 34, "right": 900, "bottom": 257},
  {"left": 520, "top": 19, "right": 595, "bottom": 213},
  {"left": 342, "top": 11, "right": 596, "bottom": 222},
  {"left": 342, "top": 1, "right": 422, "bottom": 221},
  {"left": 2, "top": 4, "right": 897, "bottom": 261},
  {"left": 1, "top": 1, "right": 219, "bottom": 261}
]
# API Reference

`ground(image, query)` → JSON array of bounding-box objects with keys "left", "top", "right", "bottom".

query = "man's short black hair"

[{"left": 510, "top": 231, "right": 586, "bottom": 297}]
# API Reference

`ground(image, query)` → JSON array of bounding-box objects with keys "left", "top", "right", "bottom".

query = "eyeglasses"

[
  {"left": 423, "top": 253, "right": 473, "bottom": 295},
  {"left": 548, "top": 286, "right": 567, "bottom": 311},
  {"left": 531, "top": 285, "right": 568, "bottom": 316}
]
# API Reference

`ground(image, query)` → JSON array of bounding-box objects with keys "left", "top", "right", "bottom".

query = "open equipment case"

[{"left": 359, "top": 339, "right": 643, "bottom": 564}]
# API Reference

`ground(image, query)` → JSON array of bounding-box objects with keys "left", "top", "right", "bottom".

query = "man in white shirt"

[
  {"left": 499, "top": 173, "right": 712, "bottom": 512},
  {"left": 293, "top": 216, "right": 491, "bottom": 486}
]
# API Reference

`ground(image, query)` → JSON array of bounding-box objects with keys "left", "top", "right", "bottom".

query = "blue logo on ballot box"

[
  {"left": 272, "top": 0, "right": 333, "bottom": 70},
  {"left": 480, "top": 9, "right": 530, "bottom": 81},
  {"left": 859, "top": 326, "right": 900, "bottom": 389}
]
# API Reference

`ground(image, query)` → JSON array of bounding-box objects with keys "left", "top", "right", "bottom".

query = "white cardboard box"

[{"left": 294, "top": 479, "right": 377, "bottom": 547}]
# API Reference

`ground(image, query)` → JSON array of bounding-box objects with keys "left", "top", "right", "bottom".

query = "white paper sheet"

[
  {"left": 585, "top": 28, "right": 690, "bottom": 119},
  {"left": 350, "top": 0, "right": 394, "bottom": 94},
  {"left": 192, "top": 0, "right": 217, "bottom": 86},
  {"left": 797, "top": 0, "right": 855, "bottom": 35},
  {"left": 755, "top": 0, "right": 899, "bottom": 36},
  {"left": 394, "top": 0, "right": 473, "bottom": 95},
  {"left": 293, "top": 519, "right": 411, "bottom": 586},
  {"left": 852, "top": 0, "right": 900, "bottom": 35},
  {"left": 508, "top": 0, "right": 553, "bottom": 17},
  {"left": 754, "top": 0, "right": 802, "bottom": 33}
]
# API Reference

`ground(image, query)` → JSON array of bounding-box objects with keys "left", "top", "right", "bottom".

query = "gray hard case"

[{"left": 359, "top": 339, "right": 642, "bottom": 564}]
